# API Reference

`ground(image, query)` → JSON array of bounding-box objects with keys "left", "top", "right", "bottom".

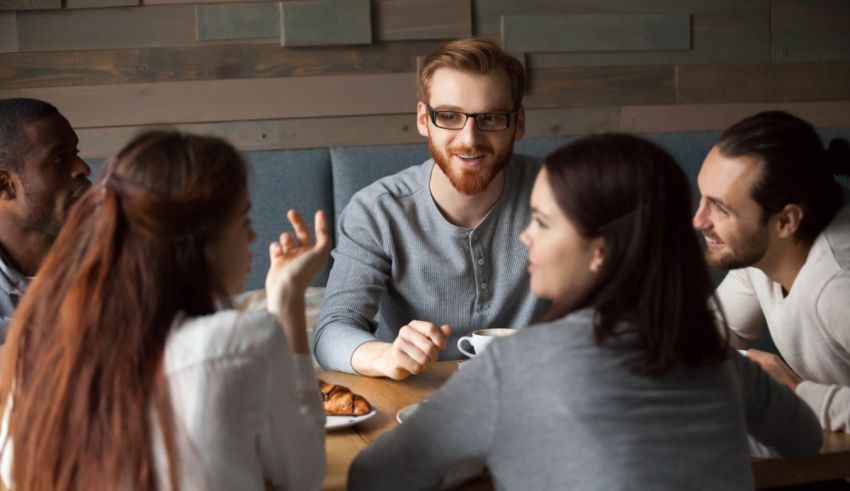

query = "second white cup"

[{"left": 457, "top": 328, "right": 517, "bottom": 358}]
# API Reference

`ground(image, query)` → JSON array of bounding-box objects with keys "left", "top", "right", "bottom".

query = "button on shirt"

[{"left": 313, "top": 155, "right": 546, "bottom": 372}]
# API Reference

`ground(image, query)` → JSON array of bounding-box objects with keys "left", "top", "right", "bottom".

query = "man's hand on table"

[
  {"left": 352, "top": 321, "right": 452, "bottom": 380},
  {"left": 746, "top": 348, "right": 803, "bottom": 391}
]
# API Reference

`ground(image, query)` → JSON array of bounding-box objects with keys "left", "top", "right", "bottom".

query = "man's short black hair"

[{"left": 0, "top": 98, "right": 60, "bottom": 173}]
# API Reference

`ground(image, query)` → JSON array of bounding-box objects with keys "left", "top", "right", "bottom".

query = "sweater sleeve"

[
  {"left": 796, "top": 274, "right": 850, "bottom": 431},
  {"left": 312, "top": 195, "right": 392, "bottom": 372},
  {"left": 714, "top": 269, "right": 767, "bottom": 342},
  {"left": 734, "top": 351, "right": 823, "bottom": 459},
  {"left": 348, "top": 353, "right": 501, "bottom": 491}
]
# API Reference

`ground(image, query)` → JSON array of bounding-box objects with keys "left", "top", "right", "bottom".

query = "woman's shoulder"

[{"left": 165, "top": 309, "right": 283, "bottom": 373}]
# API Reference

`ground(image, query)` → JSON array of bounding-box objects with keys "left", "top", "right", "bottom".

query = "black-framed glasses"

[{"left": 427, "top": 105, "right": 515, "bottom": 131}]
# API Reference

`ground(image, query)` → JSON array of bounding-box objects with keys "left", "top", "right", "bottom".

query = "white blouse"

[{"left": 2, "top": 308, "right": 326, "bottom": 490}]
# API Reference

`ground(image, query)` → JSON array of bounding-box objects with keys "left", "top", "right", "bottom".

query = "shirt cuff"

[
  {"left": 314, "top": 326, "right": 377, "bottom": 373},
  {"left": 796, "top": 380, "right": 827, "bottom": 426}
]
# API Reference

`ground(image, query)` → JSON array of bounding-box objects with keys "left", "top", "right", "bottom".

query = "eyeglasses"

[{"left": 427, "top": 105, "right": 515, "bottom": 131}]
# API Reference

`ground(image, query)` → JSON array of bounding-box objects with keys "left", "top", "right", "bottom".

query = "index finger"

[
  {"left": 406, "top": 320, "right": 448, "bottom": 349},
  {"left": 313, "top": 210, "right": 330, "bottom": 250},
  {"left": 287, "top": 209, "right": 311, "bottom": 247}
]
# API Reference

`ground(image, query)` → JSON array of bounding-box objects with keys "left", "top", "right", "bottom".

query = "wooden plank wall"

[{"left": 0, "top": 0, "right": 848, "bottom": 158}]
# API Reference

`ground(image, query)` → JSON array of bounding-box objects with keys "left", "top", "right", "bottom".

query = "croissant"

[{"left": 318, "top": 379, "right": 372, "bottom": 416}]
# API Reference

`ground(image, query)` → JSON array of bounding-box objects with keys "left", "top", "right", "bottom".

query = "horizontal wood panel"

[
  {"left": 75, "top": 113, "right": 424, "bottom": 157},
  {"left": 67, "top": 0, "right": 138, "bottom": 8},
  {"left": 621, "top": 100, "right": 850, "bottom": 133},
  {"left": 0, "top": 12, "right": 17, "bottom": 53},
  {"left": 16, "top": 72, "right": 416, "bottom": 127},
  {"left": 523, "top": 106, "right": 620, "bottom": 137},
  {"left": 373, "top": 0, "right": 470, "bottom": 41},
  {"left": 771, "top": 0, "right": 850, "bottom": 31},
  {"left": 529, "top": 29, "right": 769, "bottom": 67},
  {"left": 0, "top": 41, "right": 437, "bottom": 89},
  {"left": 677, "top": 63, "right": 850, "bottom": 103},
  {"left": 0, "top": 0, "right": 59, "bottom": 10},
  {"left": 474, "top": 0, "right": 768, "bottom": 39},
  {"left": 16, "top": 5, "right": 197, "bottom": 51},
  {"left": 280, "top": 0, "right": 371, "bottom": 47},
  {"left": 525, "top": 65, "right": 675, "bottom": 108},
  {"left": 772, "top": 31, "right": 850, "bottom": 63},
  {"left": 196, "top": 2, "right": 279, "bottom": 41},
  {"left": 502, "top": 13, "right": 691, "bottom": 53}
]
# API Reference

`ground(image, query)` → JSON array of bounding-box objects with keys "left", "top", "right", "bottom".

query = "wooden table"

[{"left": 321, "top": 361, "right": 850, "bottom": 490}]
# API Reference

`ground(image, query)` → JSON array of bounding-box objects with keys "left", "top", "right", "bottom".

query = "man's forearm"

[{"left": 350, "top": 340, "right": 392, "bottom": 377}]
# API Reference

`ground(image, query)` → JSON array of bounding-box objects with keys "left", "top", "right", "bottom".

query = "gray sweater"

[
  {"left": 313, "top": 156, "right": 546, "bottom": 372},
  {"left": 349, "top": 309, "right": 823, "bottom": 491}
]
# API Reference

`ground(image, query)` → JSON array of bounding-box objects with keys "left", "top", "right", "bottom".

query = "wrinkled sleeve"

[
  {"left": 312, "top": 195, "right": 393, "bottom": 372},
  {"left": 795, "top": 274, "right": 850, "bottom": 431},
  {"left": 261, "top": 333, "right": 326, "bottom": 491},
  {"left": 348, "top": 353, "right": 500, "bottom": 491},
  {"left": 714, "top": 269, "right": 766, "bottom": 343},
  {"left": 735, "top": 351, "right": 823, "bottom": 459}
]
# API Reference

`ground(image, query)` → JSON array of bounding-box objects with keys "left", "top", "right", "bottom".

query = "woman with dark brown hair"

[
  {"left": 349, "top": 133, "right": 822, "bottom": 490},
  {"left": 0, "top": 130, "right": 330, "bottom": 490}
]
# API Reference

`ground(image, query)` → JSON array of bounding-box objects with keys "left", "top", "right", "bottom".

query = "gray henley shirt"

[{"left": 313, "top": 155, "right": 546, "bottom": 372}]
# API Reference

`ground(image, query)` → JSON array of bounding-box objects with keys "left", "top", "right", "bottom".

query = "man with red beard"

[
  {"left": 694, "top": 111, "right": 850, "bottom": 432},
  {"left": 0, "top": 98, "right": 92, "bottom": 343},
  {"left": 313, "top": 39, "right": 544, "bottom": 378}
]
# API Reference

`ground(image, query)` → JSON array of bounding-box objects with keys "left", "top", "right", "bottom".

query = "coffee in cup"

[{"left": 457, "top": 328, "right": 517, "bottom": 358}]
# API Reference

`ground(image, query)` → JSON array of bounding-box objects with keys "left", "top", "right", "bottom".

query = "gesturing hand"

[{"left": 266, "top": 209, "right": 331, "bottom": 308}]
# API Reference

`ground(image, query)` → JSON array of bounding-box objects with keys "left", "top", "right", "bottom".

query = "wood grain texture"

[
  {"left": 0, "top": 41, "right": 437, "bottom": 89},
  {"left": 373, "top": 0, "right": 470, "bottom": 41},
  {"left": 0, "top": 12, "right": 18, "bottom": 53},
  {"left": 15, "top": 72, "right": 416, "bottom": 127},
  {"left": 621, "top": 101, "right": 850, "bottom": 133},
  {"left": 502, "top": 13, "right": 691, "bottom": 53},
  {"left": 529, "top": 29, "right": 769, "bottom": 67},
  {"left": 474, "top": 0, "right": 768, "bottom": 39},
  {"left": 525, "top": 65, "right": 675, "bottom": 108},
  {"left": 16, "top": 5, "right": 197, "bottom": 51},
  {"left": 196, "top": 2, "right": 279, "bottom": 41},
  {"left": 280, "top": 0, "right": 371, "bottom": 47},
  {"left": 75, "top": 113, "right": 425, "bottom": 157},
  {"left": 677, "top": 63, "right": 850, "bottom": 103},
  {"left": 67, "top": 0, "right": 138, "bottom": 9},
  {"left": 0, "top": 0, "right": 59, "bottom": 10},
  {"left": 772, "top": 31, "right": 850, "bottom": 63},
  {"left": 772, "top": 0, "right": 850, "bottom": 31},
  {"left": 523, "top": 106, "right": 620, "bottom": 137}
]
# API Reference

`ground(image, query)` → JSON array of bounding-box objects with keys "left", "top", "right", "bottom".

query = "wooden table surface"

[{"left": 321, "top": 361, "right": 850, "bottom": 490}]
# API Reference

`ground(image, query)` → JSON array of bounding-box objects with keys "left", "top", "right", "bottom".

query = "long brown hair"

[
  {"left": 0, "top": 130, "right": 248, "bottom": 490},
  {"left": 543, "top": 133, "right": 727, "bottom": 377}
]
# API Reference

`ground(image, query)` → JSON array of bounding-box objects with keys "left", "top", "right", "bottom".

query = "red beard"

[{"left": 429, "top": 139, "right": 514, "bottom": 195}]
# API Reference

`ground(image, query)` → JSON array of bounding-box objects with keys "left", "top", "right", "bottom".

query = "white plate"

[
  {"left": 396, "top": 402, "right": 424, "bottom": 424},
  {"left": 325, "top": 409, "right": 377, "bottom": 431}
]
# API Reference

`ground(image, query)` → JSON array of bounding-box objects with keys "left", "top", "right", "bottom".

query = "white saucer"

[
  {"left": 326, "top": 408, "right": 377, "bottom": 431},
  {"left": 396, "top": 402, "right": 424, "bottom": 424}
]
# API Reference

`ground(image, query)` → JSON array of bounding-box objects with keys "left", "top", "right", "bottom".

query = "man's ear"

[
  {"left": 774, "top": 204, "right": 804, "bottom": 239},
  {"left": 416, "top": 101, "right": 430, "bottom": 138},
  {"left": 514, "top": 105, "right": 526, "bottom": 141},
  {"left": 0, "top": 171, "right": 17, "bottom": 201}
]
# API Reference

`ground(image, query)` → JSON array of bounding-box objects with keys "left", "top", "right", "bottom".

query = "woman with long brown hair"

[
  {"left": 349, "top": 133, "right": 822, "bottom": 490},
  {"left": 0, "top": 130, "right": 329, "bottom": 490}
]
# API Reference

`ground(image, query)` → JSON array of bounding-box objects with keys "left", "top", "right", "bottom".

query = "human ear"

[
  {"left": 589, "top": 238, "right": 605, "bottom": 273},
  {"left": 514, "top": 106, "right": 526, "bottom": 140},
  {"left": 0, "top": 171, "right": 17, "bottom": 201},
  {"left": 416, "top": 101, "right": 430, "bottom": 138},
  {"left": 775, "top": 204, "right": 804, "bottom": 239}
]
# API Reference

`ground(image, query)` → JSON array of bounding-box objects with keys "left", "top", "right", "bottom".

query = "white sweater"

[{"left": 716, "top": 207, "right": 850, "bottom": 431}]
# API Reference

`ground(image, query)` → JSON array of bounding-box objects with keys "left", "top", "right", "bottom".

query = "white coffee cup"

[{"left": 457, "top": 328, "right": 517, "bottom": 358}]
